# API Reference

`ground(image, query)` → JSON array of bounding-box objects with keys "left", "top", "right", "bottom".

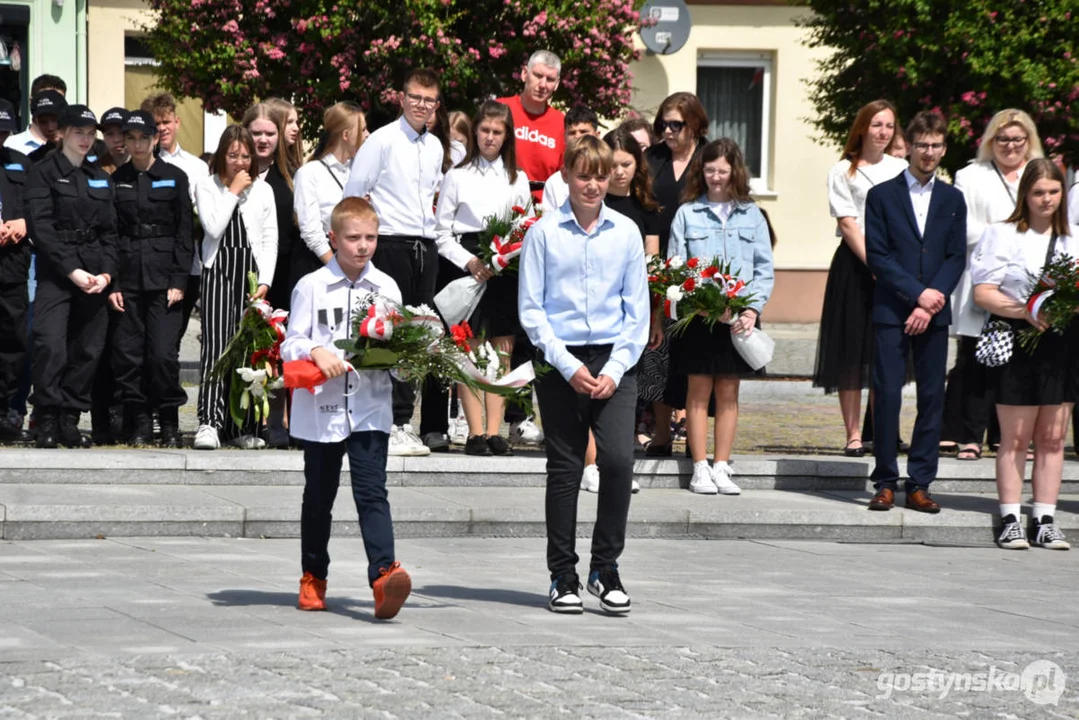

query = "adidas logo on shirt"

[{"left": 516, "top": 125, "right": 556, "bottom": 149}]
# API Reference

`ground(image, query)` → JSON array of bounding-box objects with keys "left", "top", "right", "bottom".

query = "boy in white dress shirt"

[{"left": 282, "top": 196, "right": 412, "bottom": 619}]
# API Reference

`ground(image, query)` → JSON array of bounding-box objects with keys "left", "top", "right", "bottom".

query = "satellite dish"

[{"left": 639, "top": 0, "right": 691, "bottom": 55}]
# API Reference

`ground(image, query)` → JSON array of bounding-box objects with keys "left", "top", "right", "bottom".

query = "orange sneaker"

[
  {"left": 372, "top": 562, "right": 411, "bottom": 619},
  {"left": 298, "top": 572, "right": 327, "bottom": 611}
]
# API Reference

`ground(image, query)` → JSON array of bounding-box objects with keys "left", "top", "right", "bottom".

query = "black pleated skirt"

[{"left": 813, "top": 241, "right": 875, "bottom": 393}]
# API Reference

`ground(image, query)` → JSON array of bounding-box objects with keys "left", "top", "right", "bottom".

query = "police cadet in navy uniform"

[
  {"left": 0, "top": 100, "right": 33, "bottom": 441},
  {"left": 24, "top": 105, "right": 119, "bottom": 448},
  {"left": 108, "top": 110, "right": 193, "bottom": 447}
]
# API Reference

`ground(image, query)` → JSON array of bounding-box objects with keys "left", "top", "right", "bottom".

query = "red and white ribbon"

[
  {"left": 358, "top": 305, "right": 393, "bottom": 340},
  {"left": 1026, "top": 289, "right": 1055, "bottom": 319}
]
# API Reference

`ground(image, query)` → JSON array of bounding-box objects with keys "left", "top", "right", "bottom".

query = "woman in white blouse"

[
  {"left": 291, "top": 102, "right": 367, "bottom": 288},
  {"left": 193, "top": 125, "right": 279, "bottom": 450},
  {"left": 971, "top": 159, "right": 1075, "bottom": 551},
  {"left": 812, "top": 101, "right": 907, "bottom": 456},
  {"left": 942, "top": 110, "right": 1044, "bottom": 460},
  {"left": 434, "top": 100, "right": 531, "bottom": 456}
]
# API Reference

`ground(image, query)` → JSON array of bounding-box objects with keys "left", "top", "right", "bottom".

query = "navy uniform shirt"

[
  {"left": 0, "top": 146, "right": 31, "bottom": 284},
  {"left": 25, "top": 151, "right": 119, "bottom": 281},
  {"left": 111, "top": 160, "right": 194, "bottom": 292}
]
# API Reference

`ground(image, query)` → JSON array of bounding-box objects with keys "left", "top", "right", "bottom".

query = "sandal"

[
  {"left": 939, "top": 442, "right": 959, "bottom": 455},
  {"left": 956, "top": 444, "right": 982, "bottom": 461},
  {"left": 644, "top": 440, "right": 673, "bottom": 457},
  {"left": 844, "top": 439, "right": 866, "bottom": 457}
]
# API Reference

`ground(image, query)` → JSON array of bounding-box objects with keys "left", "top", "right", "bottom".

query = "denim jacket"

[{"left": 667, "top": 196, "right": 774, "bottom": 313}]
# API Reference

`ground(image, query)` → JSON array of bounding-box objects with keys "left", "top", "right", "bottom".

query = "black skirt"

[
  {"left": 992, "top": 318, "right": 1075, "bottom": 406},
  {"left": 460, "top": 232, "right": 521, "bottom": 338},
  {"left": 669, "top": 315, "right": 764, "bottom": 378},
  {"left": 813, "top": 241, "right": 875, "bottom": 393}
]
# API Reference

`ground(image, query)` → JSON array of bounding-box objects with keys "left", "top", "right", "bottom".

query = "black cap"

[
  {"left": 59, "top": 104, "right": 97, "bottom": 129},
  {"left": 0, "top": 99, "right": 15, "bottom": 133},
  {"left": 121, "top": 110, "right": 157, "bottom": 135},
  {"left": 99, "top": 106, "right": 129, "bottom": 129},
  {"left": 31, "top": 90, "right": 66, "bottom": 118}
]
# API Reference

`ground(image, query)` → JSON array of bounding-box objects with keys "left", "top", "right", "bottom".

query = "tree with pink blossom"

[
  {"left": 144, "top": 0, "right": 641, "bottom": 135},
  {"left": 800, "top": 1, "right": 1079, "bottom": 174}
]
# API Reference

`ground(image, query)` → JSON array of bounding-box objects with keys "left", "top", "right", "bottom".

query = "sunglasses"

[{"left": 657, "top": 120, "right": 687, "bottom": 133}]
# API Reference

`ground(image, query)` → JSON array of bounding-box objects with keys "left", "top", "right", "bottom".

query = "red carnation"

[
  {"left": 682, "top": 278, "right": 696, "bottom": 292},
  {"left": 701, "top": 266, "right": 719, "bottom": 279},
  {"left": 686, "top": 257, "right": 700, "bottom": 269},
  {"left": 511, "top": 205, "right": 527, "bottom": 215}
]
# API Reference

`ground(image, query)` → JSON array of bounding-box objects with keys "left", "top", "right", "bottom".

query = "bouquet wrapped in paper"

[
  {"left": 1020, "top": 252, "right": 1079, "bottom": 351},
  {"left": 209, "top": 271, "right": 288, "bottom": 428}
]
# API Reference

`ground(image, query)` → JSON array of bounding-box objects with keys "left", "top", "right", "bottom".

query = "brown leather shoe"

[
  {"left": 905, "top": 488, "right": 941, "bottom": 514},
  {"left": 868, "top": 488, "right": 894, "bottom": 511}
]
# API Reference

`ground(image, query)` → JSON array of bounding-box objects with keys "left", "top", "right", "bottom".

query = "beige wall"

[{"left": 630, "top": 4, "right": 839, "bottom": 277}]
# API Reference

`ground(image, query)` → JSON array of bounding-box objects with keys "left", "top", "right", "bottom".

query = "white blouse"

[
  {"left": 826, "top": 155, "right": 907, "bottom": 235},
  {"left": 970, "top": 223, "right": 1079, "bottom": 304},
  {"left": 293, "top": 156, "right": 349, "bottom": 259},
  {"left": 434, "top": 157, "right": 531, "bottom": 270},
  {"left": 1069, "top": 183, "right": 1078, "bottom": 226}
]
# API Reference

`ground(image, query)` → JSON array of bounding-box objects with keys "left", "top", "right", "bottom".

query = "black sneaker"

[
  {"left": 1031, "top": 516, "right": 1070, "bottom": 550},
  {"left": 996, "top": 514, "right": 1029, "bottom": 550},
  {"left": 587, "top": 566, "right": 631, "bottom": 614},
  {"left": 548, "top": 574, "right": 583, "bottom": 614},
  {"left": 422, "top": 431, "right": 450, "bottom": 453},
  {"left": 464, "top": 435, "right": 491, "bottom": 456},
  {"left": 486, "top": 435, "right": 513, "bottom": 456}
]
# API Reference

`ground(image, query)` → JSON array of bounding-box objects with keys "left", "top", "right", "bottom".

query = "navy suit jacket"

[{"left": 864, "top": 172, "right": 967, "bottom": 327}]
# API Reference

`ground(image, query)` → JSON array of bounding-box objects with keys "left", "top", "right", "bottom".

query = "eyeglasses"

[
  {"left": 703, "top": 169, "right": 728, "bottom": 178},
  {"left": 404, "top": 93, "right": 439, "bottom": 108},
  {"left": 657, "top": 120, "right": 686, "bottom": 133},
  {"left": 994, "top": 135, "right": 1028, "bottom": 147},
  {"left": 226, "top": 152, "right": 251, "bottom": 162},
  {"left": 912, "top": 142, "right": 946, "bottom": 152}
]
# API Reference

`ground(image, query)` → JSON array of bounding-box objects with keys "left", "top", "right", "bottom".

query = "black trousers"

[
  {"left": 373, "top": 235, "right": 446, "bottom": 433},
  {"left": 870, "top": 324, "right": 948, "bottom": 491},
  {"left": 31, "top": 274, "right": 108, "bottom": 411},
  {"left": 941, "top": 336, "right": 1000, "bottom": 447},
  {"left": 536, "top": 345, "right": 637, "bottom": 579},
  {"left": 113, "top": 289, "right": 187, "bottom": 409},
  {"left": 178, "top": 273, "right": 201, "bottom": 351},
  {"left": 91, "top": 306, "right": 121, "bottom": 433},
  {"left": 0, "top": 281, "right": 28, "bottom": 406},
  {"left": 301, "top": 431, "right": 395, "bottom": 586}
]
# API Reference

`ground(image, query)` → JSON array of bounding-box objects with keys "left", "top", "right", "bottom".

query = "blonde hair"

[
  {"left": 976, "top": 109, "right": 1044, "bottom": 163},
  {"left": 331, "top": 196, "right": 379, "bottom": 233},
  {"left": 563, "top": 134, "right": 613, "bottom": 176},
  {"left": 241, "top": 102, "right": 293, "bottom": 190},
  {"left": 309, "top": 102, "right": 365, "bottom": 163}
]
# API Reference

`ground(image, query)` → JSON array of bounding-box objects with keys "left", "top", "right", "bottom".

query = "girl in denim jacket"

[{"left": 665, "top": 138, "right": 774, "bottom": 495}]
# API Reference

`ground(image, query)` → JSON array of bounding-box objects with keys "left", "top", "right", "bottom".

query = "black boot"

[
  {"left": 58, "top": 410, "right": 91, "bottom": 449},
  {"left": 159, "top": 407, "right": 182, "bottom": 448},
  {"left": 35, "top": 410, "right": 58, "bottom": 449},
  {"left": 126, "top": 407, "right": 153, "bottom": 447}
]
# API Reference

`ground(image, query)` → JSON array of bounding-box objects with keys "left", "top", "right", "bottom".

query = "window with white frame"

[{"left": 697, "top": 52, "right": 773, "bottom": 192}]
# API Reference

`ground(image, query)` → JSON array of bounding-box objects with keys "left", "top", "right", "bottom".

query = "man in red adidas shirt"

[{"left": 498, "top": 50, "right": 565, "bottom": 203}]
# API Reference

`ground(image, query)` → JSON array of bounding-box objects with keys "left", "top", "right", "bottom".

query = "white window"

[{"left": 697, "top": 52, "right": 773, "bottom": 193}]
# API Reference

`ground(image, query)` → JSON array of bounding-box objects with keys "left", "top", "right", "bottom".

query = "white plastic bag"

[
  {"left": 434, "top": 276, "right": 487, "bottom": 327},
  {"left": 731, "top": 327, "right": 775, "bottom": 370}
]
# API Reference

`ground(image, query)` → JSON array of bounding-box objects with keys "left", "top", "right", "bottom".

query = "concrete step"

[
  {"left": 1, "top": 483, "right": 1076, "bottom": 545},
  {"left": 1, "top": 449, "right": 1077, "bottom": 494}
]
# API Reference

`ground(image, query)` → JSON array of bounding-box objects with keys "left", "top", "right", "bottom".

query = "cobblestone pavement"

[{"left": 2, "top": 537, "right": 1077, "bottom": 718}]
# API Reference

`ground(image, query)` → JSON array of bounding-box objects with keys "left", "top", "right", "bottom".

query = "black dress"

[
  {"left": 992, "top": 319, "right": 1075, "bottom": 406},
  {"left": 460, "top": 232, "right": 520, "bottom": 338},
  {"left": 263, "top": 164, "right": 300, "bottom": 311}
]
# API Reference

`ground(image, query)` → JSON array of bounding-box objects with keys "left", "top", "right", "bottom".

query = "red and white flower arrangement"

[{"left": 646, "top": 255, "right": 757, "bottom": 336}]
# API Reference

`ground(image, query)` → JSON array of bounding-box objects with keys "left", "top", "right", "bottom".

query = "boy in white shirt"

[{"left": 282, "top": 196, "right": 412, "bottom": 619}]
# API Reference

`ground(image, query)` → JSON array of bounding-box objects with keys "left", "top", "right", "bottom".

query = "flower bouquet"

[
  {"left": 434, "top": 201, "right": 541, "bottom": 326},
  {"left": 648, "top": 255, "right": 757, "bottom": 337},
  {"left": 209, "top": 271, "right": 288, "bottom": 428},
  {"left": 1020, "top": 253, "right": 1079, "bottom": 352}
]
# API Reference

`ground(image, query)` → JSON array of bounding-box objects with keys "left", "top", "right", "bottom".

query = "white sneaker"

[
  {"left": 631, "top": 478, "right": 640, "bottom": 494},
  {"left": 447, "top": 415, "right": 469, "bottom": 445},
  {"left": 689, "top": 461, "right": 718, "bottom": 494},
  {"left": 193, "top": 424, "right": 220, "bottom": 450},
  {"left": 232, "top": 434, "right": 267, "bottom": 450},
  {"left": 712, "top": 461, "right": 741, "bottom": 495},
  {"left": 580, "top": 464, "right": 600, "bottom": 493},
  {"left": 510, "top": 417, "right": 544, "bottom": 445},
  {"left": 388, "top": 424, "right": 431, "bottom": 457}
]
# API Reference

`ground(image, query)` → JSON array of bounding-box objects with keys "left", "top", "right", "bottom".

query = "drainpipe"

[{"left": 74, "top": 0, "right": 87, "bottom": 103}]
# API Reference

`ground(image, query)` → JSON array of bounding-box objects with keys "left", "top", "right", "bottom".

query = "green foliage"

[{"left": 798, "top": 0, "right": 1079, "bottom": 173}]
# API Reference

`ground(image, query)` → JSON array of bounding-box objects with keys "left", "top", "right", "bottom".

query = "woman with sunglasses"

[
  {"left": 642, "top": 93, "right": 709, "bottom": 457},
  {"left": 941, "top": 110, "right": 1044, "bottom": 462}
]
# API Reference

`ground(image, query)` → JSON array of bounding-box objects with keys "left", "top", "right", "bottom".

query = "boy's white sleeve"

[{"left": 282, "top": 278, "right": 318, "bottom": 361}]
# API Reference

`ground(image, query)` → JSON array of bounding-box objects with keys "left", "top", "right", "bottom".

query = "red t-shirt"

[{"left": 497, "top": 95, "right": 565, "bottom": 202}]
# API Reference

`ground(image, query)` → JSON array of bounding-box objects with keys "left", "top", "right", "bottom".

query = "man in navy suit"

[{"left": 864, "top": 111, "right": 967, "bottom": 513}]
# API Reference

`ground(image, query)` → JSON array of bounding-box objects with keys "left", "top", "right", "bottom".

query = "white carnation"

[
  {"left": 666, "top": 285, "right": 684, "bottom": 302},
  {"left": 668, "top": 256, "right": 684, "bottom": 270}
]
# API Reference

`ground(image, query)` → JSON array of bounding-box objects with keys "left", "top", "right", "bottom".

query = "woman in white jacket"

[
  {"left": 941, "top": 110, "right": 1043, "bottom": 461},
  {"left": 193, "top": 124, "right": 278, "bottom": 450}
]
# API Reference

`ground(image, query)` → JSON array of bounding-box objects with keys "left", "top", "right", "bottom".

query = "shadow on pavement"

[
  {"left": 206, "top": 589, "right": 384, "bottom": 623},
  {"left": 415, "top": 584, "right": 545, "bottom": 609}
]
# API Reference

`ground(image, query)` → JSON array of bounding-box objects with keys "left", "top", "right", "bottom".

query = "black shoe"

[
  {"left": 464, "top": 434, "right": 491, "bottom": 456},
  {"left": 58, "top": 411, "right": 91, "bottom": 449},
  {"left": 0, "top": 413, "right": 23, "bottom": 442},
  {"left": 587, "top": 566, "right": 631, "bottom": 614},
  {"left": 422, "top": 431, "right": 450, "bottom": 453},
  {"left": 486, "top": 435, "right": 513, "bottom": 456},
  {"left": 159, "top": 407, "right": 182, "bottom": 448},
  {"left": 898, "top": 438, "right": 911, "bottom": 454},
  {"left": 644, "top": 441, "right": 672, "bottom": 457},
  {"left": 548, "top": 573, "right": 583, "bottom": 614},
  {"left": 35, "top": 411, "right": 58, "bottom": 449},
  {"left": 127, "top": 412, "right": 153, "bottom": 447}
]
